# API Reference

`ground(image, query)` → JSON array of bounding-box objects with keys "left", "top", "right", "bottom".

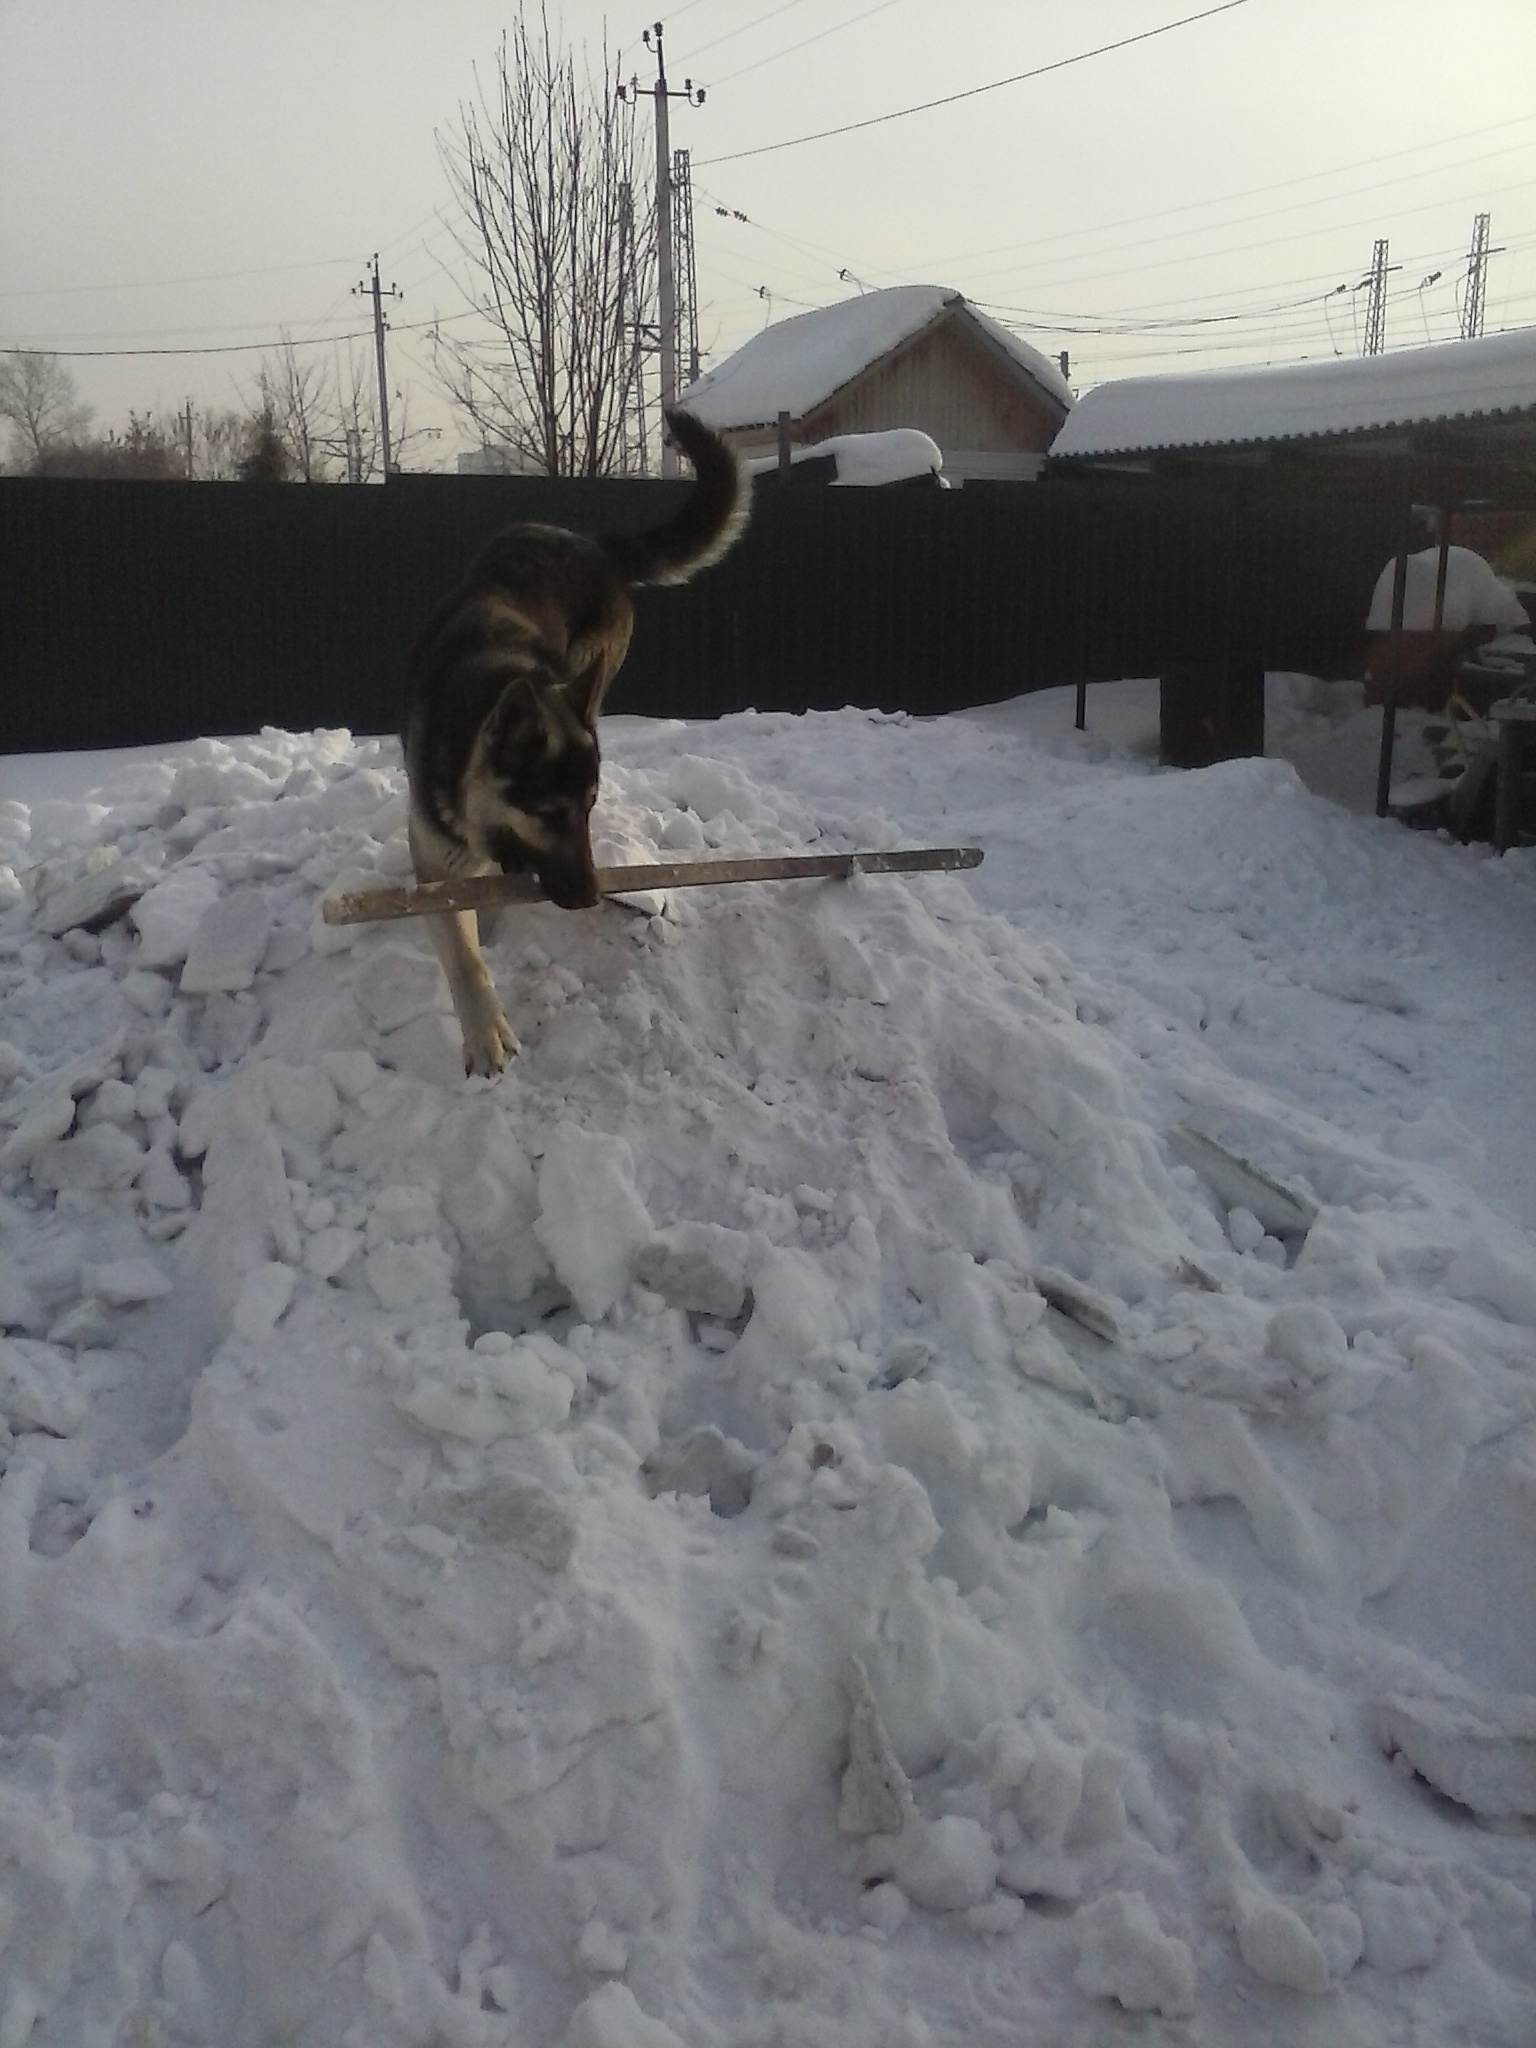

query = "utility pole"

[
  {"left": 1460, "top": 213, "right": 1502, "bottom": 340},
  {"left": 625, "top": 24, "right": 704, "bottom": 476},
  {"left": 182, "top": 399, "right": 195, "bottom": 479},
  {"left": 354, "top": 255, "right": 402, "bottom": 479}
]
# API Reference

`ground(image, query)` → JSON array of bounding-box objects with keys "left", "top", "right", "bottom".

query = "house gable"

[{"left": 798, "top": 305, "right": 1064, "bottom": 459}]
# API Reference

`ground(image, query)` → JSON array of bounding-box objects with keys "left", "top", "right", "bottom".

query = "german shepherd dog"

[{"left": 403, "top": 409, "right": 748, "bottom": 1075}]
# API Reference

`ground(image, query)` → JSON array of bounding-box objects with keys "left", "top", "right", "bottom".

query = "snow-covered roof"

[
  {"left": 1050, "top": 327, "right": 1536, "bottom": 460},
  {"left": 678, "top": 285, "right": 1073, "bottom": 432}
]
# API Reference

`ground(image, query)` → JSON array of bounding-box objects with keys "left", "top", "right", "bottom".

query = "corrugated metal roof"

[
  {"left": 677, "top": 286, "right": 1073, "bottom": 432},
  {"left": 1050, "top": 328, "right": 1536, "bottom": 460}
]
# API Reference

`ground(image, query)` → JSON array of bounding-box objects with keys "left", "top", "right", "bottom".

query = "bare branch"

[{"left": 431, "top": 7, "right": 656, "bottom": 476}]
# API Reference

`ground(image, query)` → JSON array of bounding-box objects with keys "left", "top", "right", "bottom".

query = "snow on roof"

[
  {"left": 1050, "top": 327, "right": 1536, "bottom": 460},
  {"left": 743, "top": 427, "right": 945, "bottom": 486},
  {"left": 678, "top": 285, "right": 1073, "bottom": 432}
]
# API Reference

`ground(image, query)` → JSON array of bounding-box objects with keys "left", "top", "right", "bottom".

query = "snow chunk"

[
  {"left": 260, "top": 1062, "right": 343, "bottom": 1145},
  {"left": 1355, "top": 1874, "right": 1446, "bottom": 1973},
  {"left": 1075, "top": 1891, "right": 1197, "bottom": 2017},
  {"left": 352, "top": 943, "right": 448, "bottom": 1032},
  {"left": 34, "top": 847, "right": 159, "bottom": 936},
  {"left": 0, "top": 1092, "right": 77, "bottom": 1174},
  {"left": 0, "top": 1337, "right": 88, "bottom": 1435},
  {"left": 890, "top": 1815, "right": 999, "bottom": 1913},
  {"left": 1234, "top": 1890, "right": 1330, "bottom": 1993},
  {"left": 180, "top": 890, "right": 273, "bottom": 994},
  {"left": 562, "top": 1983, "right": 686, "bottom": 2048},
  {"left": 81, "top": 1257, "right": 171, "bottom": 1307},
  {"left": 31, "top": 1120, "right": 146, "bottom": 1192},
  {"left": 130, "top": 864, "right": 222, "bottom": 966},
  {"left": 1373, "top": 1690, "right": 1536, "bottom": 1820},
  {"left": 633, "top": 1221, "right": 750, "bottom": 1319},
  {"left": 1444, "top": 1238, "right": 1536, "bottom": 1327},
  {"left": 641, "top": 1425, "right": 758, "bottom": 1518},
  {"left": 231, "top": 1262, "right": 297, "bottom": 1340},
  {"left": 535, "top": 1125, "right": 655, "bottom": 1322}
]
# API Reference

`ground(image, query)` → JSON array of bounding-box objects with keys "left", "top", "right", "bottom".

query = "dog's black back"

[{"left": 403, "top": 408, "right": 747, "bottom": 919}]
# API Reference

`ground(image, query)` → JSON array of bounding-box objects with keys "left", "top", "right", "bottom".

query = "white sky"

[{"left": 3, "top": 0, "right": 1535, "bottom": 466}]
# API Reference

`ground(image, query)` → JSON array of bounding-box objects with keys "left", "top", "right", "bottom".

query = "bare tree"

[
  {"left": 246, "top": 335, "right": 419, "bottom": 480},
  {"left": 433, "top": 7, "right": 656, "bottom": 476},
  {"left": 187, "top": 405, "right": 251, "bottom": 481},
  {"left": 253, "top": 334, "right": 336, "bottom": 482},
  {"left": 0, "top": 351, "right": 94, "bottom": 466}
]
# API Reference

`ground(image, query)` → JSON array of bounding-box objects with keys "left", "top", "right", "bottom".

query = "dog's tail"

[{"left": 600, "top": 409, "right": 749, "bottom": 588}]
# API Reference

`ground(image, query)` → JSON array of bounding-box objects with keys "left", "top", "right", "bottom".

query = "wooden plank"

[{"left": 321, "top": 845, "right": 984, "bottom": 927}]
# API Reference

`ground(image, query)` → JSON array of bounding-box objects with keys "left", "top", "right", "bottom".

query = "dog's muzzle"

[{"left": 534, "top": 857, "right": 600, "bottom": 911}]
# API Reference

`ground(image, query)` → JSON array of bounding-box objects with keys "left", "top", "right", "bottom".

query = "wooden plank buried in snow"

[
  {"left": 1168, "top": 1126, "right": 1319, "bottom": 1240},
  {"left": 320, "top": 846, "right": 985, "bottom": 927}
]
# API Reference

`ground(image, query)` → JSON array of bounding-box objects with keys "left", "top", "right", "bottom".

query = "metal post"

[
  {"left": 1431, "top": 507, "right": 1452, "bottom": 632},
  {"left": 1375, "top": 465, "right": 1414, "bottom": 818}
]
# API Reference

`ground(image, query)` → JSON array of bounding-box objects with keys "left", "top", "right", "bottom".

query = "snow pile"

[
  {"left": 744, "top": 428, "right": 945, "bottom": 487},
  {"left": 0, "top": 696, "right": 1534, "bottom": 2046},
  {"left": 1365, "top": 545, "right": 1532, "bottom": 634}
]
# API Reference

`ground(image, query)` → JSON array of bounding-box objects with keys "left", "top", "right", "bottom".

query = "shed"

[
  {"left": 677, "top": 285, "right": 1072, "bottom": 484},
  {"left": 1048, "top": 329, "right": 1536, "bottom": 812}
]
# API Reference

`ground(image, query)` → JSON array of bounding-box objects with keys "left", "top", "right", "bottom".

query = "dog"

[{"left": 402, "top": 407, "right": 748, "bottom": 1075}]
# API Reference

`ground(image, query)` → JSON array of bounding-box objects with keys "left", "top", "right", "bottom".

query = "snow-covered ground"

[{"left": 0, "top": 676, "right": 1533, "bottom": 2047}]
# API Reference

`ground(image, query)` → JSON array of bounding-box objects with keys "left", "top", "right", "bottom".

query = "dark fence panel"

[{"left": 0, "top": 472, "right": 1400, "bottom": 754}]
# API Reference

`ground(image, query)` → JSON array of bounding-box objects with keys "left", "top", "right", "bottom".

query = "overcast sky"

[{"left": 3, "top": 0, "right": 1534, "bottom": 465}]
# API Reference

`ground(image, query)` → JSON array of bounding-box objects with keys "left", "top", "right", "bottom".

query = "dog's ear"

[
  {"left": 563, "top": 648, "right": 611, "bottom": 733},
  {"left": 488, "top": 675, "right": 553, "bottom": 753}
]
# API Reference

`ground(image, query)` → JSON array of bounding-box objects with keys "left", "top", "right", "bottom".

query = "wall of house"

[{"left": 797, "top": 314, "right": 1064, "bottom": 481}]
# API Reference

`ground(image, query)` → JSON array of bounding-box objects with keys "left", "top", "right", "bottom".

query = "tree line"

[
  {"left": 0, "top": 336, "right": 405, "bottom": 483},
  {"left": 3, "top": 6, "right": 660, "bottom": 482}
]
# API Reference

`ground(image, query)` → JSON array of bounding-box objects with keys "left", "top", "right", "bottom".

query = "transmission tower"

[
  {"left": 673, "top": 146, "right": 702, "bottom": 391},
  {"left": 616, "top": 181, "right": 656, "bottom": 475},
  {"left": 1362, "top": 238, "right": 1390, "bottom": 356},
  {"left": 1460, "top": 213, "right": 1496, "bottom": 340}
]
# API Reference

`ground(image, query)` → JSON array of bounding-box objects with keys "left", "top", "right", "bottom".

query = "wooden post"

[{"left": 777, "top": 410, "right": 792, "bottom": 477}]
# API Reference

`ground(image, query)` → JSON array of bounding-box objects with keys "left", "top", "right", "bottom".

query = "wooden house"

[{"left": 676, "top": 285, "right": 1072, "bottom": 484}]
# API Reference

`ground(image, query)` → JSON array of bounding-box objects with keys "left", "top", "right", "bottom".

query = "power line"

[
  {"left": 697, "top": 0, "right": 1254, "bottom": 165},
  {"left": 893, "top": 115, "right": 1536, "bottom": 281},
  {"left": 3, "top": 309, "right": 483, "bottom": 362},
  {"left": 0, "top": 255, "right": 362, "bottom": 302},
  {"left": 707, "top": 0, "right": 906, "bottom": 88},
  {"left": 681, "top": 0, "right": 815, "bottom": 66}
]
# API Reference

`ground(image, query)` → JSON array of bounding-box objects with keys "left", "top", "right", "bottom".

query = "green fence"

[{"left": 0, "top": 471, "right": 1399, "bottom": 753}]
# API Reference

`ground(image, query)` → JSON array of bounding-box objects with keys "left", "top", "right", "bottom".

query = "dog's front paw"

[{"left": 460, "top": 993, "right": 520, "bottom": 1076}]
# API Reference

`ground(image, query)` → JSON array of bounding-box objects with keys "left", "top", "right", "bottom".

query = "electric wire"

[{"left": 697, "top": 0, "right": 1254, "bottom": 165}]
